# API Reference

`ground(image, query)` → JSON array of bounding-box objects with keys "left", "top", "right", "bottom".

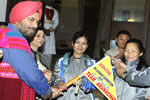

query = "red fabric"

[
  {"left": 45, "top": 8, "right": 54, "bottom": 20},
  {"left": 0, "top": 77, "right": 35, "bottom": 100},
  {"left": 9, "top": 1, "right": 42, "bottom": 24},
  {"left": 0, "top": 28, "right": 35, "bottom": 100},
  {"left": 0, "top": 28, "right": 32, "bottom": 54},
  {"left": 0, "top": 78, "right": 22, "bottom": 100}
]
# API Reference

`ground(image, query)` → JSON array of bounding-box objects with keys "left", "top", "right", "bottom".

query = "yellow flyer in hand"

[{"left": 83, "top": 56, "right": 117, "bottom": 100}]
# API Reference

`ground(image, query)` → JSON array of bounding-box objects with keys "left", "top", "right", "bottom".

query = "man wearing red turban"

[{"left": 0, "top": 1, "right": 61, "bottom": 100}]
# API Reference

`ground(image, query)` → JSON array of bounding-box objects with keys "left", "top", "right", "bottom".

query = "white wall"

[{"left": 0, "top": 0, "right": 7, "bottom": 21}]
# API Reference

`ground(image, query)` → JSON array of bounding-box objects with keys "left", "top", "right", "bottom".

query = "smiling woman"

[
  {"left": 29, "top": 27, "right": 55, "bottom": 100},
  {"left": 113, "top": 38, "right": 150, "bottom": 100},
  {"left": 53, "top": 31, "right": 97, "bottom": 100}
]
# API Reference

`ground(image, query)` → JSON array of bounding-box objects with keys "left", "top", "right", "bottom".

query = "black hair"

[
  {"left": 72, "top": 30, "right": 89, "bottom": 45},
  {"left": 0, "top": 22, "right": 8, "bottom": 26},
  {"left": 28, "top": 27, "right": 44, "bottom": 43},
  {"left": 121, "top": 39, "right": 149, "bottom": 71},
  {"left": 29, "top": 26, "right": 45, "bottom": 52},
  {"left": 116, "top": 30, "right": 131, "bottom": 39},
  {"left": 69, "top": 30, "right": 89, "bottom": 57}
]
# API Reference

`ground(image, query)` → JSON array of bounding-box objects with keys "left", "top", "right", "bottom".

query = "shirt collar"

[
  {"left": 126, "top": 59, "right": 140, "bottom": 66},
  {"left": 70, "top": 54, "right": 87, "bottom": 61}
]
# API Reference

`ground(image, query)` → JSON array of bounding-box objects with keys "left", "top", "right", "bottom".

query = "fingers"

[
  {"left": 52, "top": 90, "right": 63, "bottom": 99},
  {"left": 114, "top": 62, "right": 120, "bottom": 69},
  {"left": 146, "top": 96, "right": 150, "bottom": 100},
  {"left": 51, "top": 86, "right": 63, "bottom": 99},
  {"left": 58, "top": 82, "right": 67, "bottom": 91}
]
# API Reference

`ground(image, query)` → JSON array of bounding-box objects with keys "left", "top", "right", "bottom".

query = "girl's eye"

[{"left": 82, "top": 42, "right": 87, "bottom": 45}]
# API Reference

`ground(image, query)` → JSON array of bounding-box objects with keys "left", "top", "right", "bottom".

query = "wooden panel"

[
  {"left": 83, "top": 0, "right": 100, "bottom": 57},
  {"left": 62, "top": 0, "right": 78, "bottom": 8},
  {"left": 111, "top": 22, "right": 146, "bottom": 46}
]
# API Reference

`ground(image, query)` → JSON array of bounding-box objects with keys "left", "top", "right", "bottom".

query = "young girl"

[
  {"left": 114, "top": 39, "right": 150, "bottom": 100},
  {"left": 53, "top": 31, "right": 96, "bottom": 100}
]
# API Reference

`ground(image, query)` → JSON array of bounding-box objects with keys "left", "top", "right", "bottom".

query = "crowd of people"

[{"left": 1, "top": 0, "right": 150, "bottom": 100}]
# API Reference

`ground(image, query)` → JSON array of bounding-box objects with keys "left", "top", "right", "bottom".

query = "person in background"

[
  {"left": 0, "top": 21, "right": 8, "bottom": 29},
  {"left": 29, "top": 27, "right": 58, "bottom": 100},
  {"left": 30, "top": 27, "right": 52, "bottom": 81},
  {"left": 43, "top": 0, "right": 59, "bottom": 68},
  {"left": 113, "top": 39, "right": 150, "bottom": 100},
  {"left": 105, "top": 30, "right": 131, "bottom": 59},
  {"left": 0, "top": 1, "right": 61, "bottom": 100},
  {"left": 104, "top": 30, "right": 131, "bottom": 77},
  {"left": 53, "top": 31, "right": 96, "bottom": 100}
]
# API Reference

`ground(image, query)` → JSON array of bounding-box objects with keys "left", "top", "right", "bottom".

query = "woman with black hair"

[
  {"left": 114, "top": 39, "right": 150, "bottom": 100},
  {"left": 30, "top": 27, "right": 62, "bottom": 100},
  {"left": 53, "top": 31, "right": 96, "bottom": 100}
]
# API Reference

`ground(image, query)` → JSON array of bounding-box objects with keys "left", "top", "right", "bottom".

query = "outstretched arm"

[
  {"left": 3, "top": 48, "right": 51, "bottom": 98},
  {"left": 114, "top": 60, "right": 150, "bottom": 87}
]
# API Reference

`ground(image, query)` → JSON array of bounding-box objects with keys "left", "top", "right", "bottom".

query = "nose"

[
  {"left": 128, "top": 51, "right": 133, "bottom": 55},
  {"left": 78, "top": 43, "right": 82, "bottom": 48},
  {"left": 32, "top": 22, "right": 38, "bottom": 28},
  {"left": 122, "top": 40, "right": 127, "bottom": 44},
  {"left": 35, "top": 23, "right": 38, "bottom": 28}
]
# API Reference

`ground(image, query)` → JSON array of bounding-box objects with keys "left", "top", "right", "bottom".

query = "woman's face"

[
  {"left": 72, "top": 36, "right": 88, "bottom": 57},
  {"left": 124, "top": 43, "right": 143, "bottom": 62},
  {"left": 30, "top": 30, "right": 45, "bottom": 49}
]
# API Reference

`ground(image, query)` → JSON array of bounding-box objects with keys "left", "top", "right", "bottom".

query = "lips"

[{"left": 126, "top": 56, "right": 134, "bottom": 61}]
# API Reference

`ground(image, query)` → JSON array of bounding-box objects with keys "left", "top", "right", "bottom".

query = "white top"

[{"left": 43, "top": 5, "right": 59, "bottom": 54}]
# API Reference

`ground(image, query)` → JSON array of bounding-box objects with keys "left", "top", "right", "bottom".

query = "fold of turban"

[{"left": 9, "top": 1, "right": 42, "bottom": 24}]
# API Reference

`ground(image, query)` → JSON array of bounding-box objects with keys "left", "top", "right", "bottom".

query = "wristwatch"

[{"left": 122, "top": 71, "right": 127, "bottom": 79}]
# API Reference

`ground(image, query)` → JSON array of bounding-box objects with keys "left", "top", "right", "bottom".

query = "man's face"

[
  {"left": 116, "top": 34, "right": 130, "bottom": 49},
  {"left": 15, "top": 12, "right": 40, "bottom": 40}
]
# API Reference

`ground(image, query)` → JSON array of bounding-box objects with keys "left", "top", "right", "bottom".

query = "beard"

[{"left": 19, "top": 27, "right": 36, "bottom": 43}]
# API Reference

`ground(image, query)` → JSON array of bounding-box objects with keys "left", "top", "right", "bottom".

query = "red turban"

[{"left": 9, "top": 1, "right": 42, "bottom": 24}]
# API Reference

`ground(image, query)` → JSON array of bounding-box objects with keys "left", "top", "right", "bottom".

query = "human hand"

[
  {"left": 0, "top": 49, "right": 3, "bottom": 58},
  {"left": 43, "top": 70, "right": 52, "bottom": 82},
  {"left": 51, "top": 86, "right": 63, "bottom": 99},
  {"left": 50, "top": 27, "right": 54, "bottom": 32},
  {"left": 49, "top": 20, "right": 54, "bottom": 24},
  {"left": 146, "top": 96, "right": 150, "bottom": 100},
  {"left": 44, "top": 29, "right": 51, "bottom": 36},
  {"left": 114, "top": 52, "right": 124, "bottom": 59},
  {"left": 57, "top": 82, "right": 67, "bottom": 91},
  {"left": 114, "top": 61, "right": 127, "bottom": 77}
]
